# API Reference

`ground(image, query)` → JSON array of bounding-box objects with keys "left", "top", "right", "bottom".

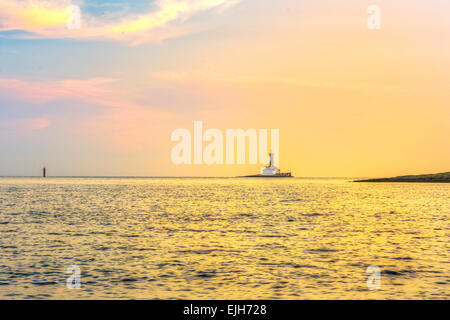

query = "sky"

[{"left": 0, "top": 0, "right": 449, "bottom": 177}]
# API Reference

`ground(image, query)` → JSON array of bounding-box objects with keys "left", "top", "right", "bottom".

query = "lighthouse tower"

[{"left": 261, "top": 150, "right": 279, "bottom": 176}]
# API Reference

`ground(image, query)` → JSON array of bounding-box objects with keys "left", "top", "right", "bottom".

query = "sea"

[{"left": 0, "top": 177, "right": 448, "bottom": 299}]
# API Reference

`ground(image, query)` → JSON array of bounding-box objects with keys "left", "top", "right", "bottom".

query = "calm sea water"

[{"left": 0, "top": 177, "right": 448, "bottom": 299}]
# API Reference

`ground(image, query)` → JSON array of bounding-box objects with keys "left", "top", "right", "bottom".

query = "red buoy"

[{"left": 43, "top": 167, "right": 46, "bottom": 178}]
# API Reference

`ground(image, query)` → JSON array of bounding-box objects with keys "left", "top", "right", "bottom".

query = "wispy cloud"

[
  {"left": 0, "top": 77, "right": 125, "bottom": 106},
  {"left": 0, "top": 76, "right": 173, "bottom": 119},
  {"left": 150, "top": 70, "right": 411, "bottom": 94},
  {"left": 0, "top": 0, "right": 239, "bottom": 44},
  {"left": 0, "top": 76, "right": 174, "bottom": 147},
  {"left": 0, "top": 117, "right": 50, "bottom": 131}
]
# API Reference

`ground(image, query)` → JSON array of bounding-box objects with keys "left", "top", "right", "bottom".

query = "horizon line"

[{"left": 0, "top": 175, "right": 361, "bottom": 179}]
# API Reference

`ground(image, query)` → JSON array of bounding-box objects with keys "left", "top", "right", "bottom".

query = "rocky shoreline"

[{"left": 355, "top": 172, "right": 450, "bottom": 183}]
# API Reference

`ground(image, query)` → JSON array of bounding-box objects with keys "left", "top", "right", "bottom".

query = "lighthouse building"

[{"left": 261, "top": 151, "right": 280, "bottom": 176}]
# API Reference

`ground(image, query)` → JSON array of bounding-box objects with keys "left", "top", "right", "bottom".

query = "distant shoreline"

[{"left": 355, "top": 172, "right": 450, "bottom": 183}]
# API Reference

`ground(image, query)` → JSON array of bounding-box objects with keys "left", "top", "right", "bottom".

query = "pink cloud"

[
  {"left": 0, "top": 76, "right": 174, "bottom": 117},
  {"left": 0, "top": 76, "right": 175, "bottom": 149},
  {"left": 0, "top": 117, "right": 50, "bottom": 132},
  {"left": 0, "top": 77, "right": 177, "bottom": 114},
  {"left": 0, "top": 77, "right": 123, "bottom": 106}
]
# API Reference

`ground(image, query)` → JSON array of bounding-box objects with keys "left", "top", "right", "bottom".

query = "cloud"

[
  {"left": 0, "top": 76, "right": 173, "bottom": 124},
  {"left": 0, "top": 0, "right": 239, "bottom": 44},
  {"left": 0, "top": 76, "right": 174, "bottom": 147},
  {"left": 150, "top": 71, "right": 338, "bottom": 88},
  {"left": 0, "top": 0, "right": 71, "bottom": 29},
  {"left": 0, "top": 117, "right": 50, "bottom": 131},
  {"left": 149, "top": 70, "right": 410, "bottom": 94},
  {"left": 0, "top": 77, "right": 126, "bottom": 106}
]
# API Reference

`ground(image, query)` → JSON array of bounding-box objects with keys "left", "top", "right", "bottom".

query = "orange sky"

[{"left": 0, "top": 0, "right": 449, "bottom": 177}]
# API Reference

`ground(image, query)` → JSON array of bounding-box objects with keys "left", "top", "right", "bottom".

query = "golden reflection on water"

[{"left": 0, "top": 178, "right": 448, "bottom": 299}]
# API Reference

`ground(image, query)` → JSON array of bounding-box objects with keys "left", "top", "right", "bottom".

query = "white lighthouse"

[
  {"left": 261, "top": 150, "right": 280, "bottom": 176},
  {"left": 241, "top": 150, "right": 292, "bottom": 177}
]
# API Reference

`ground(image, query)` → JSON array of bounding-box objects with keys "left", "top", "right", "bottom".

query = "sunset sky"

[{"left": 0, "top": 0, "right": 449, "bottom": 177}]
